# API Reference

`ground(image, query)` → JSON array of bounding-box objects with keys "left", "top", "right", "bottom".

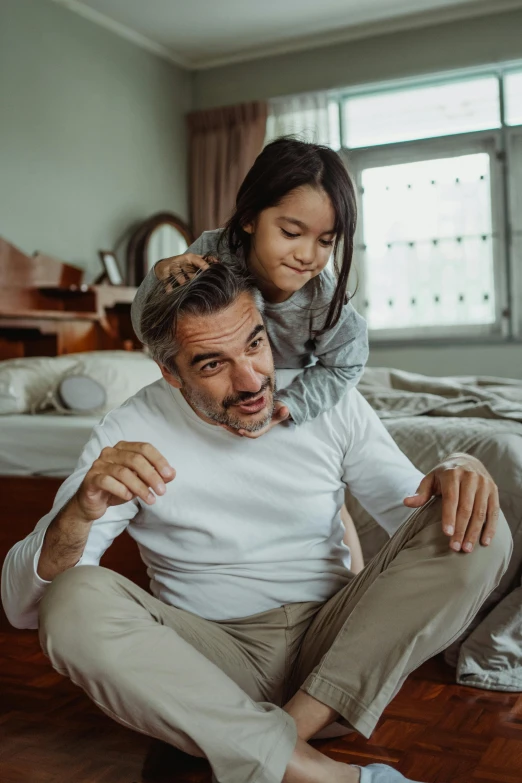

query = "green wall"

[
  {"left": 0, "top": 0, "right": 191, "bottom": 280},
  {"left": 193, "top": 8, "right": 522, "bottom": 109}
]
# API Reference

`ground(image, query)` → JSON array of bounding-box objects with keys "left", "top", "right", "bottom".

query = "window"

[
  {"left": 342, "top": 76, "right": 501, "bottom": 149},
  {"left": 337, "top": 69, "right": 522, "bottom": 341},
  {"left": 354, "top": 150, "right": 498, "bottom": 335}
]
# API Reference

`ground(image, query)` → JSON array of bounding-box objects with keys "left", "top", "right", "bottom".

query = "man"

[{"left": 1, "top": 264, "right": 512, "bottom": 783}]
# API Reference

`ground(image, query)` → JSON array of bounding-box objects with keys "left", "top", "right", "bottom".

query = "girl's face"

[{"left": 244, "top": 185, "right": 336, "bottom": 304}]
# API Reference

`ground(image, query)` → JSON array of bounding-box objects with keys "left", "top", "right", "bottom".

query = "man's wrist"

[
  {"left": 62, "top": 494, "right": 96, "bottom": 526},
  {"left": 38, "top": 496, "right": 93, "bottom": 581}
]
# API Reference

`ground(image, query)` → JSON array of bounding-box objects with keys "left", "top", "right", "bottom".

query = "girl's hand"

[
  {"left": 237, "top": 402, "right": 290, "bottom": 439},
  {"left": 222, "top": 402, "right": 291, "bottom": 439},
  {"left": 154, "top": 253, "right": 218, "bottom": 290}
]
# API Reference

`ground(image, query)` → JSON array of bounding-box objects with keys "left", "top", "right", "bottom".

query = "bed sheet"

[{"left": 0, "top": 414, "right": 99, "bottom": 477}]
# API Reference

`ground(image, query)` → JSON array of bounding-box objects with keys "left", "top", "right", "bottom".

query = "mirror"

[
  {"left": 146, "top": 224, "right": 189, "bottom": 271},
  {"left": 127, "top": 212, "right": 194, "bottom": 286}
]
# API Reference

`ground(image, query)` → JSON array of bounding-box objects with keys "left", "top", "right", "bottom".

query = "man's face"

[{"left": 161, "top": 292, "right": 276, "bottom": 433}]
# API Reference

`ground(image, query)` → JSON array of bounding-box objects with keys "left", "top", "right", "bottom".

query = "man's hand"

[
  {"left": 403, "top": 453, "right": 499, "bottom": 553},
  {"left": 74, "top": 442, "right": 176, "bottom": 522},
  {"left": 38, "top": 443, "right": 175, "bottom": 582}
]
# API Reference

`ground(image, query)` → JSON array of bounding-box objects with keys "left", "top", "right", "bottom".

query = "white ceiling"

[{"left": 52, "top": 0, "right": 522, "bottom": 69}]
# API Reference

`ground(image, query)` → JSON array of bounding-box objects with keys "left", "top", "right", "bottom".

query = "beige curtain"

[{"left": 187, "top": 101, "right": 268, "bottom": 237}]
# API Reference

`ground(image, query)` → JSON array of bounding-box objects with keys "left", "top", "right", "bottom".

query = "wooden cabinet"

[{"left": 0, "top": 238, "right": 141, "bottom": 358}]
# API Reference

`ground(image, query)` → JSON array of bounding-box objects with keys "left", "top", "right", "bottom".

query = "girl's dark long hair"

[{"left": 222, "top": 137, "right": 357, "bottom": 335}]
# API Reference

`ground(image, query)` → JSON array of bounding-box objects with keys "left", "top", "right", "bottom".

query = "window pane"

[
  {"left": 343, "top": 77, "right": 500, "bottom": 148},
  {"left": 505, "top": 71, "right": 522, "bottom": 126},
  {"left": 359, "top": 153, "right": 496, "bottom": 331}
]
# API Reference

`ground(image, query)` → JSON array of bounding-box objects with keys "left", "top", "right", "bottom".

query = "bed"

[{"left": 0, "top": 413, "right": 100, "bottom": 477}]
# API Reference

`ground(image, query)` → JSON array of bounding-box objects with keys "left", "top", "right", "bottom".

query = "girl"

[{"left": 131, "top": 137, "right": 368, "bottom": 572}]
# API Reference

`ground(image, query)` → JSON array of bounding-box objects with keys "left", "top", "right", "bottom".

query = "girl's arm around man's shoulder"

[{"left": 275, "top": 271, "right": 369, "bottom": 425}]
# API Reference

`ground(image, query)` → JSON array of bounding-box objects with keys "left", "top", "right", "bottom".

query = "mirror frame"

[{"left": 127, "top": 212, "right": 194, "bottom": 286}]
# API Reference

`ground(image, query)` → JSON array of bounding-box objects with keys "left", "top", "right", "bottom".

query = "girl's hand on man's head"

[{"left": 154, "top": 253, "right": 219, "bottom": 291}]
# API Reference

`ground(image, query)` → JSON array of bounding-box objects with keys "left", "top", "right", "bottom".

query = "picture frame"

[{"left": 98, "top": 250, "right": 125, "bottom": 285}]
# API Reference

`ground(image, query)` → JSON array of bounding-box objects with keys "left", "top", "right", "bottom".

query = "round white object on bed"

[{"left": 57, "top": 375, "right": 107, "bottom": 413}]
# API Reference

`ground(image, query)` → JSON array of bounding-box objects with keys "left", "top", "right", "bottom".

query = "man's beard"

[{"left": 181, "top": 374, "right": 276, "bottom": 432}]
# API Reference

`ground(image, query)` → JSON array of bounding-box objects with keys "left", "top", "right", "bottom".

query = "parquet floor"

[{"left": 1, "top": 630, "right": 521, "bottom": 783}]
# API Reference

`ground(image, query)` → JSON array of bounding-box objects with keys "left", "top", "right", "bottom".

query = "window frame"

[
  {"left": 506, "top": 126, "right": 522, "bottom": 340},
  {"left": 341, "top": 130, "right": 510, "bottom": 344},
  {"left": 504, "top": 69, "right": 522, "bottom": 127}
]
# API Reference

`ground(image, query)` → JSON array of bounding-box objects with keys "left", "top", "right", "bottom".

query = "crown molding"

[
  {"left": 49, "top": 0, "right": 522, "bottom": 72},
  {"left": 191, "top": 0, "right": 522, "bottom": 70},
  {"left": 49, "top": 0, "right": 191, "bottom": 68}
]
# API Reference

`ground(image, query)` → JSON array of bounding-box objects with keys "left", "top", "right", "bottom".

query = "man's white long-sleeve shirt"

[{"left": 1, "top": 371, "right": 424, "bottom": 629}]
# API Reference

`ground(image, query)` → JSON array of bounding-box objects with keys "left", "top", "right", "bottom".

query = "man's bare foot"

[{"left": 282, "top": 736, "right": 360, "bottom": 783}]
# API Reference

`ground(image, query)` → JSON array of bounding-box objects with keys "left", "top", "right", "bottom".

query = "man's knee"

[
  {"left": 39, "top": 566, "right": 120, "bottom": 666},
  {"left": 414, "top": 499, "right": 512, "bottom": 588},
  {"left": 481, "top": 508, "right": 512, "bottom": 574},
  {"left": 452, "top": 510, "right": 512, "bottom": 592}
]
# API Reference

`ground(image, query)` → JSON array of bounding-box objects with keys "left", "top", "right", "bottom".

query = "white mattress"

[{"left": 0, "top": 413, "right": 99, "bottom": 476}]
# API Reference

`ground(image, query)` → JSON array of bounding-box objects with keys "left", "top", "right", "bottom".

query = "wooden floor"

[{"left": 1, "top": 630, "right": 522, "bottom": 783}]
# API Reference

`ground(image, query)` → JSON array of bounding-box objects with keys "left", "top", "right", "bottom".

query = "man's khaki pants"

[{"left": 39, "top": 499, "right": 512, "bottom": 783}]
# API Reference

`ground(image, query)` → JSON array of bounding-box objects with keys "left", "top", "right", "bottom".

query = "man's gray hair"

[{"left": 140, "top": 260, "right": 264, "bottom": 374}]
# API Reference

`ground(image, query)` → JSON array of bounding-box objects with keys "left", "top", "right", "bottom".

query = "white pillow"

[
  {"left": 75, "top": 351, "right": 163, "bottom": 411},
  {"left": 0, "top": 351, "right": 163, "bottom": 415},
  {"left": 0, "top": 354, "right": 79, "bottom": 414}
]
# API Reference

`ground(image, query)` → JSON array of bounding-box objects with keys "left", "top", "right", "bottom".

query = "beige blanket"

[
  {"left": 359, "top": 367, "right": 522, "bottom": 422},
  {"left": 346, "top": 368, "right": 522, "bottom": 691}
]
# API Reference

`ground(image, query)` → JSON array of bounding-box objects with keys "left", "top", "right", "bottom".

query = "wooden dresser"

[{"left": 0, "top": 237, "right": 140, "bottom": 358}]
